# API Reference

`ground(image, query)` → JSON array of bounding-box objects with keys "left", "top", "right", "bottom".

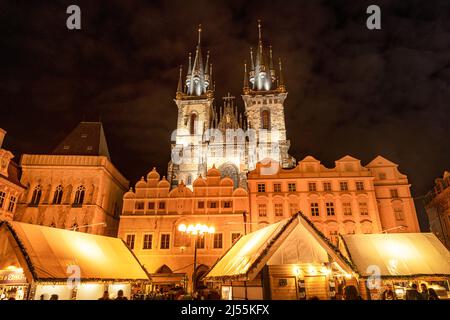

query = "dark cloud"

[{"left": 1, "top": 0, "right": 449, "bottom": 230}]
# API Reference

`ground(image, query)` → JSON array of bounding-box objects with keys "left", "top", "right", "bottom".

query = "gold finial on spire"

[
  {"left": 258, "top": 19, "right": 262, "bottom": 41},
  {"left": 198, "top": 24, "right": 202, "bottom": 44}
]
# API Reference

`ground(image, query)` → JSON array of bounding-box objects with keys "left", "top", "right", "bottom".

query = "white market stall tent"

[
  {"left": 204, "top": 213, "right": 357, "bottom": 300},
  {"left": 0, "top": 221, "right": 150, "bottom": 300},
  {"left": 339, "top": 233, "right": 450, "bottom": 299}
]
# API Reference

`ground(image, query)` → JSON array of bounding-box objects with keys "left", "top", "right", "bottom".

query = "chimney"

[{"left": 0, "top": 128, "right": 5, "bottom": 149}]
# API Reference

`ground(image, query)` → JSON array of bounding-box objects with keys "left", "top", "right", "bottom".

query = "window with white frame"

[
  {"left": 310, "top": 203, "right": 319, "bottom": 217},
  {"left": 126, "top": 234, "right": 136, "bottom": 250},
  {"left": 288, "top": 183, "right": 296, "bottom": 192},
  {"left": 356, "top": 181, "right": 365, "bottom": 191},
  {"left": 308, "top": 182, "right": 317, "bottom": 192},
  {"left": 0, "top": 191, "right": 5, "bottom": 208},
  {"left": 340, "top": 182, "right": 348, "bottom": 191},
  {"left": 394, "top": 207, "right": 404, "bottom": 220},
  {"left": 258, "top": 204, "right": 267, "bottom": 217},
  {"left": 7, "top": 196, "right": 16, "bottom": 212},
  {"left": 390, "top": 189, "right": 399, "bottom": 198},
  {"left": 213, "top": 233, "right": 223, "bottom": 249},
  {"left": 160, "top": 234, "right": 170, "bottom": 249},
  {"left": 196, "top": 236, "right": 205, "bottom": 249},
  {"left": 231, "top": 232, "right": 241, "bottom": 244},
  {"left": 142, "top": 234, "right": 153, "bottom": 250},
  {"left": 359, "top": 202, "right": 369, "bottom": 216},
  {"left": 323, "top": 182, "right": 332, "bottom": 192},
  {"left": 274, "top": 203, "right": 283, "bottom": 216},
  {"left": 257, "top": 183, "right": 266, "bottom": 193},
  {"left": 326, "top": 202, "right": 335, "bottom": 216},
  {"left": 273, "top": 183, "right": 282, "bottom": 192},
  {"left": 343, "top": 202, "right": 352, "bottom": 215}
]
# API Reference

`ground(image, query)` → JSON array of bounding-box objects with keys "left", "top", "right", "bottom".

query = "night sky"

[{"left": 1, "top": 0, "right": 449, "bottom": 230}]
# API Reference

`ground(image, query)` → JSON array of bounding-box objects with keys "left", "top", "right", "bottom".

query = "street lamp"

[{"left": 177, "top": 223, "right": 215, "bottom": 295}]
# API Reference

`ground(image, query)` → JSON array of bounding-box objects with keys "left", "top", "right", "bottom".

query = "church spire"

[
  {"left": 278, "top": 58, "right": 286, "bottom": 92},
  {"left": 243, "top": 61, "right": 250, "bottom": 94},
  {"left": 243, "top": 20, "right": 286, "bottom": 94},
  {"left": 176, "top": 65, "right": 183, "bottom": 97},
  {"left": 181, "top": 24, "right": 213, "bottom": 98}
]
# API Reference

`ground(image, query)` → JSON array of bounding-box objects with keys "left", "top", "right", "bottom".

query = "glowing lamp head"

[
  {"left": 178, "top": 224, "right": 187, "bottom": 232},
  {"left": 208, "top": 226, "right": 215, "bottom": 234}
]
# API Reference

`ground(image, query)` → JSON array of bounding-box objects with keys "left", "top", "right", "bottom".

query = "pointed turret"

[
  {"left": 179, "top": 25, "right": 213, "bottom": 98},
  {"left": 243, "top": 20, "right": 286, "bottom": 94},
  {"left": 278, "top": 58, "right": 286, "bottom": 93},
  {"left": 176, "top": 65, "right": 183, "bottom": 98}
]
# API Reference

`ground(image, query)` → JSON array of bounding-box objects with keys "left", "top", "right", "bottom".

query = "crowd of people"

[{"left": 316, "top": 283, "right": 442, "bottom": 300}]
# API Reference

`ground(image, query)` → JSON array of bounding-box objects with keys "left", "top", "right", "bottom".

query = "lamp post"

[{"left": 178, "top": 223, "right": 215, "bottom": 296}]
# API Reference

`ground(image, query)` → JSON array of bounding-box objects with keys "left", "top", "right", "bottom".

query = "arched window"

[
  {"left": 30, "top": 185, "right": 42, "bottom": 206},
  {"left": 73, "top": 186, "right": 86, "bottom": 206},
  {"left": 261, "top": 110, "right": 270, "bottom": 129},
  {"left": 190, "top": 113, "right": 197, "bottom": 135},
  {"left": 186, "top": 175, "right": 193, "bottom": 185},
  {"left": 52, "top": 185, "right": 63, "bottom": 205}
]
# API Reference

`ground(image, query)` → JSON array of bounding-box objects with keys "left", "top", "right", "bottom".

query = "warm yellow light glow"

[
  {"left": 320, "top": 266, "right": 331, "bottom": 275},
  {"left": 383, "top": 240, "right": 415, "bottom": 260},
  {"left": 179, "top": 223, "right": 215, "bottom": 235},
  {"left": 6, "top": 265, "right": 18, "bottom": 271},
  {"left": 308, "top": 266, "right": 317, "bottom": 275},
  {"left": 75, "top": 238, "right": 104, "bottom": 259},
  {"left": 345, "top": 273, "right": 352, "bottom": 279},
  {"left": 293, "top": 266, "right": 301, "bottom": 277}
]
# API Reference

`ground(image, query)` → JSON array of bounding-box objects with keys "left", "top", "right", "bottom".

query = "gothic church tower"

[
  {"left": 242, "top": 20, "right": 295, "bottom": 169},
  {"left": 168, "top": 25, "right": 214, "bottom": 188}
]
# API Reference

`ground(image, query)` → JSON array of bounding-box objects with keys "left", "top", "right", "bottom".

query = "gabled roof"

[
  {"left": 336, "top": 155, "right": 360, "bottom": 162},
  {"left": 204, "top": 212, "right": 355, "bottom": 281},
  {"left": 0, "top": 221, "right": 149, "bottom": 282},
  {"left": 0, "top": 159, "right": 25, "bottom": 189},
  {"left": 52, "top": 122, "right": 110, "bottom": 159},
  {"left": 340, "top": 233, "right": 450, "bottom": 278},
  {"left": 366, "top": 155, "right": 398, "bottom": 168},
  {"left": 299, "top": 155, "right": 320, "bottom": 163}
]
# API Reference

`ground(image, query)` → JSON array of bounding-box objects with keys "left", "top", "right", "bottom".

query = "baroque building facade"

[
  {"left": 118, "top": 22, "right": 421, "bottom": 291},
  {"left": 14, "top": 122, "right": 129, "bottom": 236},
  {"left": 424, "top": 171, "right": 450, "bottom": 249},
  {"left": 118, "top": 166, "right": 248, "bottom": 288},
  {"left": 0, "top": 129, "right": 26, "bottom": 221},
  {"left": 247, "top": 155, "right": 420, "bottom": 245}
]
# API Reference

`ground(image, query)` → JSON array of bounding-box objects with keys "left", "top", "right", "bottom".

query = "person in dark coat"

[
  {"left": 381, "top": 284, "right": 397, "bottom": 300},
  {"left": 428, "top": 288, "right": 440, "bottom": 300},
  {"left": 98, "top": 291, "right": 110, "bottom": 300},
  {"left": 115, "top": 290, "right": 128, "bottom": 300},
  {"left": 405, "top": 284, "right": 424, "bottom": 300},
  {"left": 420, "top": 284, "right": 429, "bottom": 300},
  {"left": 343, "top": 285, "right": 362, "bottom": 300}
]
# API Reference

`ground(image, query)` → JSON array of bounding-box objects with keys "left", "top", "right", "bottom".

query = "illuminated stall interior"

[
  {"left": 204, "top": 212, "right": 358, "bottom": 300},
  {"left": 339, "top": 233, "right": 450, "bottom": 300},
  {"left": 0, "top": 221, "right": 150, "bottom": 300}
]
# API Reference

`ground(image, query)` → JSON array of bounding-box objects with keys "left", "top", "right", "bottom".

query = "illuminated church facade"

[{"left": 117, "top": 22, "right": 420, "bottom": 290}]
